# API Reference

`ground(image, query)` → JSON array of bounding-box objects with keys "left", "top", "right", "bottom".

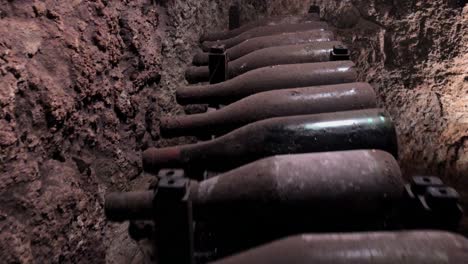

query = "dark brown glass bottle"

[
  {"left": 200, "top": 13, "right": 320, "bottom": 42},
  {"left": 107, "top": 149, "right": 408, "bottom": 256},
  {"left": 143, "top": 109, "right": 398, "bottom": 173},
  {"left": 162, "top": 83, "right": 376, "bottom": 138},
  {"left": 107, "top": 149, "right": 404, "bottom": 227},
  {"left": 193, "top": 30, "right": 335, "bottom": 66},
  {"left": 212, "top": 231, "right": 468, "bottom": 264},
  {"left": 186, "top": 41, "right": 343, "bottom": 83},
  {"left": 201, "top": 22, "right": 329, "bottom": 51},
  {"left": 177, "top": 61, "right": 356, "bottom": 105}
]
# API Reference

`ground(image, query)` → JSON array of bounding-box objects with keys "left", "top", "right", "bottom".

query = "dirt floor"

[{"left": 0, "top": 0, "right": 466, "bottom": 263}]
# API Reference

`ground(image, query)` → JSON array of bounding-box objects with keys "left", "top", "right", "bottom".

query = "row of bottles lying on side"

[
  {"left": 117, "top": 95, "right": 463, "bottom": 262},
  {"left": 188, "top": 11, "right": 347, "bottom": 85},
  {"left": 186, "top": 41, "right": 346, "bottom": 83},
  {"left": 104, "top": 9, "right": 466, "bottom": 264},
  {"left": 193, "top": 29, "right": 335, "bottom": 66}
]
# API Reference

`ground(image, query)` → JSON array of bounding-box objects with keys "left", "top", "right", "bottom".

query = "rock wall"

[
  {"left": 315, "top": 0, "right": 468, "bottom": 231},
  {"left": 0, "top": 1, "right": 161, "bottom": 262},
  {"left": 0, "top": 0, "right": 234, "bottom": 262},
  {"left": 206, "top": 0, "right": 468, "bottom": 202}
]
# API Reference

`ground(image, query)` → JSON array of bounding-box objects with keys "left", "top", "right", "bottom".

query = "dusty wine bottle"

[
  {"left": 189, "top": 150, "right": 403, "bottom": 225},
  {"left": 143, "top": 108, "right": 398, "bottom": 173},
  {"left": 108, "top": 149, "right": 404, "bottom": 227},
  {"left": 186, "top": 41, "right": 345, "bottom": 83},
  {"left": 161, "top": 82, "right": 376, "bottom": 138},
  {"left": 177, "top": 61, "right": 356, "bottom": 105},
  {"left": 193, "top": 29, "right": 335, "bottom": 66},
  {"left": 201, "top": 13, "right": 320, "bottom": 42},
  {"left": 211, "top": 231, "right": 468, "bottom": 264},
  {"left": 201, "top": 22, "right": 329, "bottom": 51}
]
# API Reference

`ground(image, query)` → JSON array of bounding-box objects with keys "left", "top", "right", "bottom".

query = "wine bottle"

[
  {"left": 201, "top": 22, "right": 329, "bottom": 51},
  {"left": 177, "top": 61, "right": 356, "bottom": 105},
  {"left": 212, "top": 231, "right": 468, "bottom": 264},
  {"left": 161, "top": 82, "right": 376, "bottom": 138},
  {"left": 107, "top": 149, "right": 410, "bottom": 256},
  {"left": 193, "top": 29, "right": 335, "bottom": 66},
  {"left": 143, "top": 108, "right": 398, "bottom": 173},
  {"left": 108, "top": 149, "right": 403, "bottom": 227},
  {"left": 186, "top": 41, "right": 344, "bottom": 83},
  {"left": 201, "top": 13, "right": 320, "bottom": 42}
]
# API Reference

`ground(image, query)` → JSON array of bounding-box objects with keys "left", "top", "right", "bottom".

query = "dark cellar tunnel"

[{"left": 0, "top": 0, "right": 467, "bottom": 263}]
